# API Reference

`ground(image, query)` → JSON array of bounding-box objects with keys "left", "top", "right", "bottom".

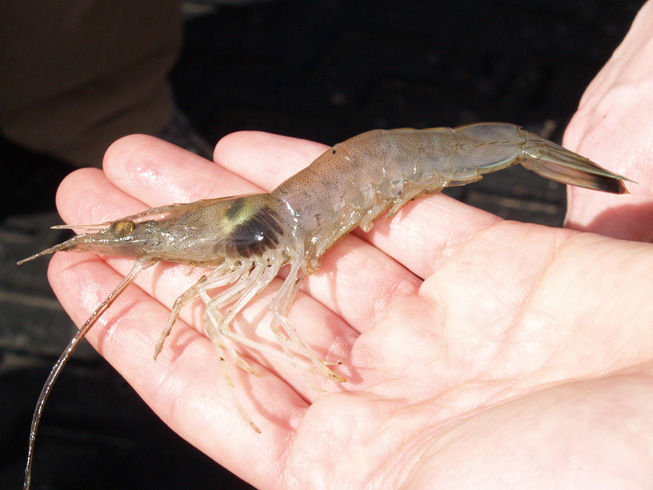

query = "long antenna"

[{"left": 23, "top": 259, "right": 152, "bottom": 489}]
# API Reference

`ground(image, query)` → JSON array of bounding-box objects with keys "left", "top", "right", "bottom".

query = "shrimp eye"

[{"left": 110, "top": 220, "right": 135, "bottom": 238}]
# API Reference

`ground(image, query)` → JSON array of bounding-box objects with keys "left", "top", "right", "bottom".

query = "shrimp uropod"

[{"left": 18, "top": 122, "right": 631, "bottom": 488}]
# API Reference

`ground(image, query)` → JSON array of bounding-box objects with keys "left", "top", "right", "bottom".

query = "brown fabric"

[{"left": 0, "top": 1, "right": 182, "bottom": 167}]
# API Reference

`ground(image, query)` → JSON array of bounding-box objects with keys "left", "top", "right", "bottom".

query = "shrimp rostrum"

[{"left": 19, "top": 122, "right": 630, "bottom": 487}]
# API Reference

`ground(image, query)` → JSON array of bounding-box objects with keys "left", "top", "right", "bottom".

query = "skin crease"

[{"left": 44, "top": 4, "right": 653, "bottom": 489}]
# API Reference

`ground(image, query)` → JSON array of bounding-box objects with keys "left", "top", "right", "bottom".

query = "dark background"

[{"left": 0, "top": 0, "right": 645, "bottom": 488}]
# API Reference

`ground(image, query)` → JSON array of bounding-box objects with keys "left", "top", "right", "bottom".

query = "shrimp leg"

[
  {"left": 199, "top": 261, "right": 285, "bottom": 432},
  {"left": 268, "top": 253, "right": 346, "bottom": 382},
  {"left": 202, "top": 260, "right": 322, "bottom": 374},
  {"left": 203, "top": 261, "right": 276, "bottom": 375},
  {"left": 153, "top": 262, "right": 250, "bottom": 361}
]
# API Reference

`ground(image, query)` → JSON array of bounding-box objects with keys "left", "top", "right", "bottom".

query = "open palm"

[
  {"left": 43, "top": 6, "right": 653, "bottom": 486},
  {"left": 47, "top": 123, "right": 653, "bottom": 488}
]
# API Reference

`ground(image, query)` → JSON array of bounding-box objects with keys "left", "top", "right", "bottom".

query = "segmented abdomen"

[
  {"left": 272, "top": 129, "right": 449, "bottom": 269},
  {"left": 270, "top": 124, "right": 532, "bottom": 270}
]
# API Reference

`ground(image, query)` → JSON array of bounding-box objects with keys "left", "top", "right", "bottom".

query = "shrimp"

[{"left": 19, "top": 122, "right": 630, "bottom": 488}]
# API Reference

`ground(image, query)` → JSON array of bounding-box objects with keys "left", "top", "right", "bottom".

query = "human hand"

[
  {"left": 564, "top": 0, "right": 653, "bottom": 241},
  {"left": 49, "top": 130, "right": 653, "bottom": 488}
]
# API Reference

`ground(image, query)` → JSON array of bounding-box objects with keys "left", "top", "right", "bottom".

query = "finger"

[
  {"left": 56, "top": 167, "right": 146, "bottom": 225},
  {"left": 214, "top": 130, "right": 329, "bottom": 188},
  {"left": 47, "top": 252, "right": 303, "bottom": 489},
  {"left": 560, "top": 3, "right": 653, "bottom": 242},
  {"left": 563, "top": 112, "right": 653, "bottom": 242},
  {"left": 356, "top": 193, "right": 502, "bottom": 277},
  {"left": 103, "top": 134, "right": 261, "bottom": 205}
]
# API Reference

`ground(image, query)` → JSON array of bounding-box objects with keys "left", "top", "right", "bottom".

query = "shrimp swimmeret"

[{"left": 19, "top": 123, "right": 631, "bottom": 487}]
